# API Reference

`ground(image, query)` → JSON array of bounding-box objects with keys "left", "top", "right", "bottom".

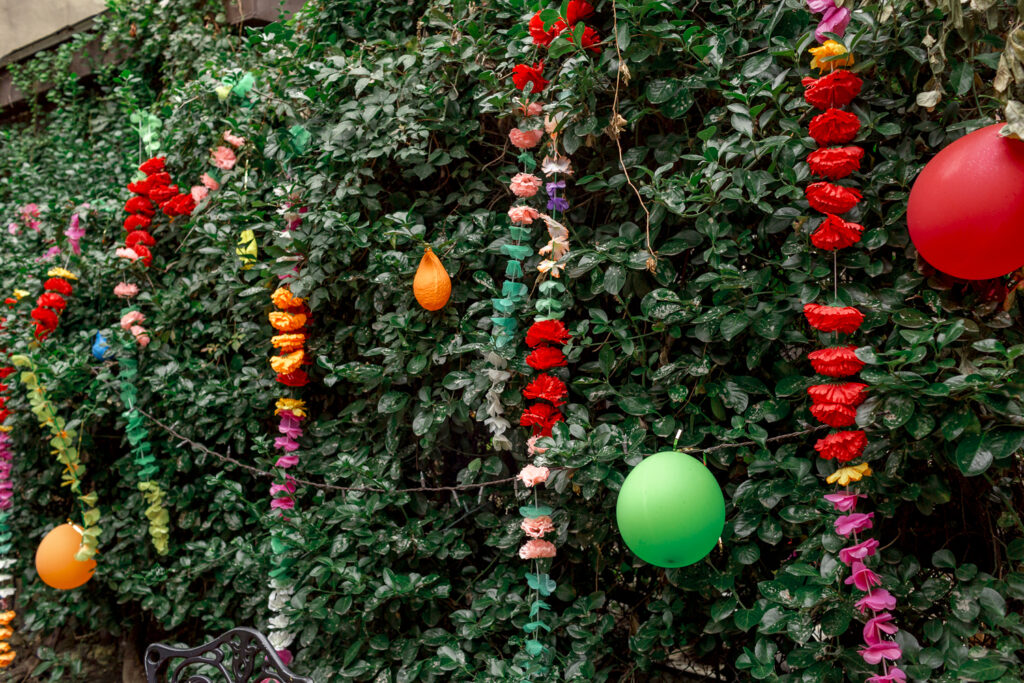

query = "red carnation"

[
  {"left": 529, "top": 11, "right": 566, "bottom": 46},
  {"left": 132, "top": 244, "right": 153, "bottom": 268},
  {"left": 807, "top": 146, "right": 864, "bottom": 180},
  {"left": 526, "top": 319, "right": 571, "bottom": 348},
  {"left": 802, "top": 70, "right": 863, "bottom": 110},
  {"left": 815, "top": 430, "right": 867, "bottom": 462},
  {"left": 37, "top": 292, "right": 66, "bottom": 311},
  {"left": 512, "top": 62, "right": 549, "bottom": 93},
  {"left": 127, "top": 178, "right": 152, "bottom": 195},
  {"left": 808, "top": 382, "right": 868, "bottom": 406},
  {"left": 808, "top": 108, "right": 861, "bottom": 146},
  {"left": 43, "top": 277, "right": 73, "bottom": 295},
  {"left": 124, "top": 196, "right": 155, "bottom": 216},
  {"left": 811, "top": 214, "right": 863, "bottom": 251},
  {"left": 34, "top": 323, "right": 52, "bottom": 340},
  {"left": 565, "top": 0, "right": 595, "bottom": 24},
  {"left": 808, "top": 346, "right": 865, "bottom": 377},
  {"left": 31, "top": 307, "right": 58, "bottom": 329},
  {"left": 809, "top": 403, "right": 858, "bottom": 427},
  {"left": 519, "top": 402, "right": 564, "bottom": 437},
  {"left": 806, "top": 182, "right": 862, "bottom": 214},
  {"left": 139, "top": 157, "right": 166, "bottom": 175},
  {"left": 522, "top": 373, "right": 569, "bottom": 406},
  {"left": 3, "top": 298, "right": 14, "bottom": 307},
  {"left": 526, "top": 345, "right": 567, "bottom": 370},
  {"left": 124, "top": 215, "right": 152, "bottom": 232},
  {"left": 276, "top": 369, "right": 309, "bottom": 387},
  {"left": 125, "top": 230, "right": 156, "bottom": 249},
  {"left": 0, "top": 367, "right": 13, "bottom": 379},
  {"left": 161, "top": 193, "right": 197, "bottom": 217},
  {"left": 803, "top": 303, "right": 864, "bottom": 334},
  {"left": 147, "top": 172, "right": 172, "bottom": 187},
  {"left": 567, "top": 25, "right": 602, "bottom": 53},
  {"left": 148, "top": 184, "right": 180, "bottom": 203}
]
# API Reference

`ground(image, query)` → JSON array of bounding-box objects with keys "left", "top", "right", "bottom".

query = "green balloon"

[{"left": 616, "top": 451, "right": 725, "bottom": 568}]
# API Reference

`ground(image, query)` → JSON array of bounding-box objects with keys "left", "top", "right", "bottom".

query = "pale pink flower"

[
  {"left": 7, "top": 223, "right": 18, "bottom": 235},
  {"left": 27, "top": 219, "right": 41, "bottom": 232},
  {"left": 517, "top": 464, "right": 549, "bottom": 487},
  {"left": 38, "top": 246, "right": 61, "bottom": 262},
  {"left": 212, "top": 146, "right": 237, "bottom": 170},
  {"left": 201, "top": 173, "right": 220, "bottom": 190},
  {"left": 823, "top": 491, "right": 864, "bottom": 512},
  {"left": 856, "top": 588, "right": 897, "bottom": 614},
  {"left": 526, "top": 102, "right": 544, "bottom": 116},
  {"left": 19, "top": 203, "right": 39, "bottom": 219},
  {"left": 526, "top": 435, "right": 547, "bottom": 456},
  {"left": 120, "top": 311, "right": 146, "bottom": 330},
  {"left": 508, "top": 206, "right": 540, "bottom": 225},
  {"left": 521, "top": 516, "right": 555, "bottom": 538},
  {"left": 862, "top": 612, "right": 899, "bottom": 645},
  {"left": 509, "top": 128, "right": 544, "bottom": 149},
  {"left": 114, "top": 282, "right": 139, "bottom": 298},
  {"left": 510, "top": 173, "right": 543, "bottom": 198},
  {"left": 541, "top": 154, "right": 573, "bottom": 176},
  {"left": 116, "top": 247, "right": 140, "bottom": 261},
  {"left": 191, "top": 185, "right": 210, "bottom": 203},
  {"left": 839, "top": 538, "right": 879, "bottom": 565},
  {"left": 223, "top": 131, "right": 246, "bottom": 147},
  {"left": 130, "top": 325, "right": 150, "bottom": 348},
  {"left": 518, "top": 539, "right": 556, "bottom": 560},
  {"left": 844, "top": 559, "right": 882, "bottom": 592}
]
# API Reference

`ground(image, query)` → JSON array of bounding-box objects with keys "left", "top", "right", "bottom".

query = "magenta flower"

[
  {"left": 275, "top": 454, "right": 299, "bottom": 468},
  {"left": 270, "top": 497, "right": 295, "bottom": 511},
  {"left": 806, "top": 0, "right": 851, "bottom": 43},
  {"left": 824, "top": 491, "right": 864, "bottom": 512},
  {"left": 867, "top": 667, "right": 907, "bottom": 683},
  {"left": 65, "top": 214, "right": 85, "bottom": 255},
  {"left": 856, "top": 588, "right": 897, "bottom": 614},
  {"left": 835, "top": 511, "right": 874, "bottom": 537},
  {"left": 278, "top": 414, "right": 303, "bottom": 439},
  {"left": 845, "top": 560, "right": 882, "bottom": 592},
  {"left": 839, "top": 537, "right": 879, "bottom": 565},
  {"left": 860, "top": 640, "right": 902, "bottom": 665},
  {"left": 274, "top": 436, "right": 299, "bottom": 452},
  {"left": 270, "top": 476, "right": 296, "bottom": 497},
  {"left": 863, "top": 612, "right": 899, "bottom": 645}
]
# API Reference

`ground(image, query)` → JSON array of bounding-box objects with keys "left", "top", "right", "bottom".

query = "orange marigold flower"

[
  {"left": 270, "top": 350, "right": 305, "bottom": 375},
  {"left": 0, "top": 612, "right": 13, "bottom": 626},
  {"left": 0, "top": 651, "right": 14, "bottom": 667},
  {"left": 272, "top": 287, "right": 305, "bottom": 310},
  {"left": 809, "top": 40, "right": 854, "bottom": 73},
  {"left": 271, "top": 333, "right": 306, "bottom": 352},
  {"left": 268, "top": 311, "right": 307, "bottom": 332}
]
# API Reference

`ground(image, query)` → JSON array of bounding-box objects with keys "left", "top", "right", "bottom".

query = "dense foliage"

[{"left": 0, "top": 0, "right": 1022, "bottom": 680}]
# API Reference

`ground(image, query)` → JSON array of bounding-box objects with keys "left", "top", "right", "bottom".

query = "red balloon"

[{"left": 908, "top": 124, "right": 1024, "bottom": 280}]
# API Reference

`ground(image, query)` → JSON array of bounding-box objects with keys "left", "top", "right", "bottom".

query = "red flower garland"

[
  {"left": 814, "top": 430, "right": 868, "bottom": 462},
  {"left": 803, "top": 303, "right": 864, "bottom": 334},
  {"left": 526, "top": 319, "right": 571, "bottom": 348},
  {"left": 808, "top": 108, "right": 861, "bottom": 146},
  {"left": 806, "top": 182, "right": 863, "bottom": 214},
  {"left": 807, "top": 147, "right": 864, "bottom": 180},
  {"left": 123, "top": 157, "right": 196, "bottom": 269},
  {"left": 808, "top": 346, "right": 865, "bottom": 377},
  {"left": 802, "top": 70, "right": 863, "bottom": 110},
  {"left": 522, "top": 374, "right": 568, "bottom": 406},
  {"left": 526, "top": 345, "right": 568, "bottom": 370},
  {"left": 512, "top": 62, "right": 549, "bottom": 93},
  {"left": 519, "top": 402, "right": 564, "bottom": 437},
  {"left": 808, "top": 382, "right": 868, "bottom": 406},
  {"left": 811, "top": 214, "right": 863, "bottom": 251}
]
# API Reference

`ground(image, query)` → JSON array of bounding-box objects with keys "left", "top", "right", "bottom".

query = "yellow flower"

[
  {"left": 826, "top": 462, "right": 872, "bottom": 486},
  {"left": 11, "top": 289, "right": 28, "bottom": 300},
  {"left": 275, "top": 398, "right": 307, "bottom": 418},
  {"left": 809, "top": 40, "right": 854, "bottom": 73},
  {"left": 272, "top": 287, "right": 305, "bottom": 310},
  {"left": 271, "top": 333, "right": 306, "bottom": 352},
  {"left": 0, "top": 426, "right": 11, "bottom": 433},
  {"left": 46, "top": 267, "right": 77, "bottom": 280},
  {"left": 268, "top": 311, "right": 307, "bottom": 332},
  {"left": 270, "top": 350, "right": 304, "bottom": 375}
]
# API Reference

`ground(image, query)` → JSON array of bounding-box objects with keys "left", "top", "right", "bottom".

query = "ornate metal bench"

[{"left": 144, "top": 626, "right": 312, "bottom": 683}]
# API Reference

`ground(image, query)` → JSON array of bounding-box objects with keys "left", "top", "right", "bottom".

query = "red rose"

[
  {"left": 808, "top": 108, "right": 861, "bottom": 146},
  {"left": 807, "top": 146, "right": 864, "bottom": 180},
  {"left": 519, "top": 402, "right": 564, "bottom": 437},
  {"left": 809, "top": 402, "right": 858, "bottom": 427},
  {"left": 811, "top": 214, "right": 863, "bottom": 251},
  {"left": 806, "top": 182, "right": 862, "bottom": 214},
  {"left": 127, "top": 178, "right": 152, "bottom": 195},
  {"left": 814, "top": 430, "right": 867, "bottom": 462},
  {"left": 148, "top": 184, "right": 180, "bottom": 203},
  {"left": 31, "top": 306, "right": 58, "bottom": 329},
  {"left": 0, "top": 367, "right": 13, "bottom": 379},
  {"left": 124, "top": 196, "right": 155, "bottom": 216},
  {"left": 139, "top": 157, "right": 166, "bottom": 175},
  {"left": 132, "top": 244, "right": 153, "bottom": 268},
  {"left": 802, "top": 70, "right": 863, "bottom": 110},
  {"left": 568, "top": 25, "right": 602, "bottom": 53},
  {"left": 125, "top": 230, "right": 156, "bottom": 249},
  {"left": 529, "top": 11, "right": 566, "bottom": 46},
  {"left": 565, "top": 0, "right": 594, "bottom": 24},
  {"left": 526, "top": 345, "right": 567, "bottom": 370},
  {"left": 276, "top": 369, "right": 310, "bottom": 387},
  {"left": 522, "top": 373, "right": 568, "bottom": 406},
  {"left": 526, "top": 319, "right": 571, "bottom": 348},
  {"left": 808, "top": 382, "right": 868, "bottom": 406},
  {"left": 37, "top": 292, "right": 66, "bottom": 310},
  {"left": 803, "top": 303, "right": 864, "bottom": 334},
  {"left": 808, "top": 346, "right": 865, "bottom": 377},
  {"left": 124, "top": 215, "right": 152, "bottom": 232},
  {"left": 512, "top": 62, "right": 549, "bottom": 93},
  {"left": 43, "top": 277, "right": 73, "bottom": 295}
]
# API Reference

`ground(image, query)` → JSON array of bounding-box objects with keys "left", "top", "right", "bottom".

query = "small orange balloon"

[
  {"left": 413, "top": 246, "right": 451, "bottom": 311},
  {"left": 35, "top": 524, "right": 95, "bottom": 590}
]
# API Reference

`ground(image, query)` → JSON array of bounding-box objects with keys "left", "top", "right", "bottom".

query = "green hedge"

[{"left": 0, "top": 0, "right": 1021, "bottom": 680}]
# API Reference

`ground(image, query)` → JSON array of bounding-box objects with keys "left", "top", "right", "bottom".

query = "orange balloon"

[
  {"left": 35, "top": 524, "right": 95, "bottom": 590},
  {"left": 413, "top": 246, "right": 451, "bottom": 311}
]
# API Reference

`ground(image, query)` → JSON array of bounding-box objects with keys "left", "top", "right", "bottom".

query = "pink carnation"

[
  {"left": 521, "top": 516, "right": 555, "bottom": 538},
  {"left": 517, "top": 464, "right": 549, "bottom": 487},
  {"left": 130, "top": 325, "right": 150, "bottom": 348},
  {"left": 509, "top": 128, "right": 544, "bottom": 149},
  {"left": 518, "top": 539, "right": 557, "bottom": 560},
  {"left": 510, "top": 173, "right": 543, "bottom": 198},
  {"left": 120, "top": 311, "right": 146, "bottom": 329},
  {"left": 508, "top": 206, "right": 540, "bottom": 225},
  {"left": 223, "top": 131, "right": 246, "bottom": 147},
  {"left": 823, "top": 491, "right": 864, "bottom": 512},
  {"left": 114, "top": 282, "right": 139, "bottom": 298},
  {"left": 212, "top": 146, "right": 237, "bottom": 170},
  {"left": 201, "top": 173, "right": 220, "bottom": 190},
  {"left": 526, "top": 102, "right": 544, "bottom": 116},
  {"left": 191, "top": 185, "right": 210, "bottom": 203},
  {"left": 116, "top": 247, "right": 140, "bottom": 261}
]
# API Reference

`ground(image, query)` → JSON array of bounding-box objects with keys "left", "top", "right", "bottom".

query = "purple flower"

[
  {"left": 547, "top": 195, "right": 569, "bottom": 212},
  {"left": 845, "top": 560, "right": 882, "bottom": 592},
  {"left": 824, "top": 491, "right": 864, "bottom": 512},
  {"left": 867, "top": 668, "right": 907, "bottom": 683},
  {"left": 835, "top": 511, "right": 874, "bottom": 537},
  {"left": 856, "top": 588, "right": 897, "bottom": 614},
  {"left": 545, "top": 180, "right": 565, "bottom": 196},
  {"left": 863, "top": 612, "right": 899, "bottom": 645},
  {"left": 839, "top": 538, "right": 879, "bottom": 565},
  {"left": 859, "top": 640, "right": 902, "bottom": 665}
]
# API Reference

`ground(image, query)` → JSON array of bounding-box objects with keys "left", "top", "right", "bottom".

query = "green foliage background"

[{"left": 0, "top": 0, "right": 1022, "bottom": 680}]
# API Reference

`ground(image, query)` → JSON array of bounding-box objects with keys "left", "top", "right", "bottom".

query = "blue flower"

[{"left": 92, "top": 332, "right": 113, "bottom": 360}]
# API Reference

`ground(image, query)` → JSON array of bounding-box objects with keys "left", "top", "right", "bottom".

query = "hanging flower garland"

[
  {"left": 30, "top": 268, "right": 78, "bottom": 341},
  {"left": 0, "top": 304, "right": 18, "bottom": 669},
  {"left": 799, "top": 21, "right": 906, "bottom": 682}
]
